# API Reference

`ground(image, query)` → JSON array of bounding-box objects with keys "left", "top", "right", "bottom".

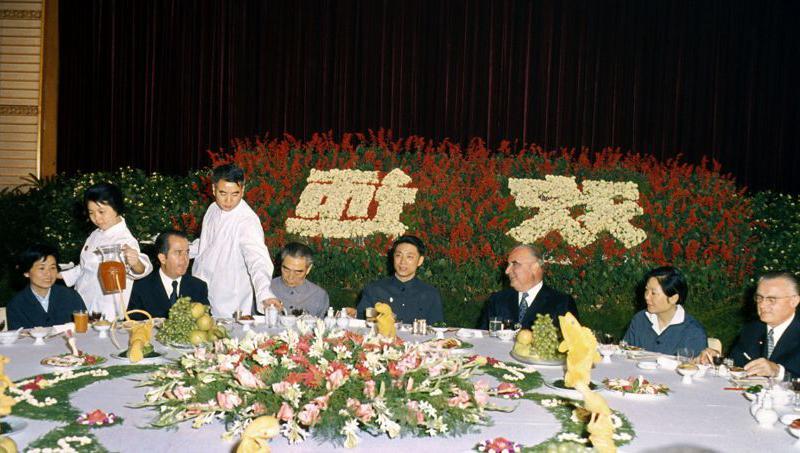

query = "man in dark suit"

[
  {"left": 128, "top": 231, "right": 208, "bottom": 319},
  {"left": 481, "top": 244, "right": 578, "bottom": 329},
  {"left": 702, "top": 271, "right": 800, "bottom": 378},
  {"left": 7, "top": 244, "right": 86, "bottom": 329}
]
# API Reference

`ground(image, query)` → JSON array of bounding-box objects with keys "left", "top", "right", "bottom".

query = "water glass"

[
  {"left": 676, "top": 347, "right": 695, "bottom": 364},
  {"left": 488, "top": 317, "right": 502, "bottom": 336}
]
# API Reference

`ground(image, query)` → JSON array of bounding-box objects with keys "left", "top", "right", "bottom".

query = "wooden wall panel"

[{"left": 0, "top": 0, "right": 43, "bottom": 190}]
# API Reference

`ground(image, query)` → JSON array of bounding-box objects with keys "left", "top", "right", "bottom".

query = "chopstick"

[
  {"left": 723, "top": 387, "right": 745, "bottom": 391},
  {"left": 743, "top": 352, "right": 752, "bottom": 361}
]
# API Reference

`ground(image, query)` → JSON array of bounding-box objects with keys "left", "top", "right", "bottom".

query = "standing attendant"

[
  {"left": 128, "top": 231, "right": 208, "bottom": 319},
  {"left": 481, "top": 244, "right": 578, "bottom": 329},
  {"left": 355, "top": 235, "right": 444, "bottom": 324},
  {"left": 191, "top": 164, "right": 280, "bottom": 317},
  {"left": 60, "top": 183, "right": 152, "bottom": 320},
  {"left": 265, "top": 242, "right": 329, "bottom": 318},
  {"left": 7, "top": 244, "right": 86, "bottom": 329}
]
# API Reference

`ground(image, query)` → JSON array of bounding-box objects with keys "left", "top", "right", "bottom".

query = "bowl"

[
  {"left": 729, "top": 367, "right": 748, "bottom": 379},
  {"left": 279, "top": 315, "right": 297, "bottom": 328},
  {"left": 0, "top": 330, "right": 20, "bottom": 345},
  {"left": 676, "top": 363, "right": 699, "bottom": 376},
  {"left": 496, "top": 329, "right": 516, "bottom": 342},
  {"left": 30, "top": 327, "right": 49, "bottom": 338}
]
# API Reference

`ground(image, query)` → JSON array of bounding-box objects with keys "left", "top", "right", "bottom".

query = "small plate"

[
  {"left": 0, "top": 417, "right": 27, "bottom": 435},
  {"left": 510, "top": 350, "right": 565, "bottom": 367},
  {"left": 637, "top": 361, "right": 659, "bottom": 370},
  {"left": 782, "top": 414, "right": 800, "bottom": 425},
  {"left": 41, "top": 353, "right": 106, "bottom": 368},
  {"left": 604, "top": 389, "right": 668, "bottom": 401}
]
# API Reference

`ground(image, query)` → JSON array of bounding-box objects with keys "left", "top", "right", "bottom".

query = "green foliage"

[{"left": 751, "top": 191, "right": 800, "bottom": 278}]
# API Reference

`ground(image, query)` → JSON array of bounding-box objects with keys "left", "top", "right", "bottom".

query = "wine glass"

[
  {"left": 791, "top": 377, "right": 800, "bottom": 409},
  {"left": 676, "top": 347, "right": 696, "bottom": 364}
]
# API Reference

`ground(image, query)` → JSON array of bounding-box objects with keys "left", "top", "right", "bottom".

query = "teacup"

[{"left": 496, "top": 329, "right": 515, "bottom": 342}]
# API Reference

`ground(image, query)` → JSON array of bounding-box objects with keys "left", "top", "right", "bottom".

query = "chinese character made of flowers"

[
  {"left": 286, "top": 169, "right": 418, "bottom": 238},
  {"left": 507, "top": 175, "right": 647, "bottom": 248}
]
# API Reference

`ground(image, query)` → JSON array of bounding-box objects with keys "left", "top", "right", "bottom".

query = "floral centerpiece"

[{"left": 137, "top": 320, "right": 508, "bottom": 448}]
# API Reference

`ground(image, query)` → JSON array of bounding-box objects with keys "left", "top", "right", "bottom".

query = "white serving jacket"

[
  {"left": 61, "top": 217, "right": 153, "bottom": 320},
  {"left": 190, "top": 200, "right": 275, "bottom": 317}
]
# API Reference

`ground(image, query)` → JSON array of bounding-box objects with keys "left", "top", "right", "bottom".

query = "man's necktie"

[
  {"left": 518, "top": 292, "right": 529, "bottom": 324},
  {"left": 767, "top": 328, "right": 775, "bottom": 358},
  {"left": 169, "top": 280, "right": 178, "bottom": 306}
]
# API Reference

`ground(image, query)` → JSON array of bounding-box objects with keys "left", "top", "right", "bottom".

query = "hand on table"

[
  {"left": 344, "top": 307, "right": 357, "bottom": 318},
  {"left": 698, "top": 347, "right": 720, "bottom": 365},
  {"left": 744, "top": 358, "right": 780, "bottom": 377},
  {"left": 261, "top": 298, "right": 283, "bottom": 313}
]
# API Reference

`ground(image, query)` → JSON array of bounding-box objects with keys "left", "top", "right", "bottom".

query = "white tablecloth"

[{"left": 0, "top": 326, "right": 796, "bottom": 452}]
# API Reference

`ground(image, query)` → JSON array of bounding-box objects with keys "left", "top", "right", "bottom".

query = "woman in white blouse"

[{"left": 59, "top": 183, "right": 152, "bottom": 320}]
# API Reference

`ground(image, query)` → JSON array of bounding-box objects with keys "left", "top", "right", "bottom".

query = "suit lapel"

[{"left": 772, "top": 316, "right": 800, "bottom": 360}]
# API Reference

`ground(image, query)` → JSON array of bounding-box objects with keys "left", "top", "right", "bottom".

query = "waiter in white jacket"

[{"left": 190, "top": 164, "right": 280, "bottom": 317}]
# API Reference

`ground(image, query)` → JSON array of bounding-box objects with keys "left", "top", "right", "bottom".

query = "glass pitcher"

[{"left": 96, "top": 245, "right": 127, "bottom": 294}]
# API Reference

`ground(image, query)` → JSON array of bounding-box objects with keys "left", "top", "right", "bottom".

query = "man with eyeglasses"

[
  {"left": 480, "top": 244, "right": 578, "bottom": 329},
  {"left": 702, "top": 271, "right": 800, "bottom": 378},
  {"left": 261, "top": 242, "right": 329, "bottom": 318}
]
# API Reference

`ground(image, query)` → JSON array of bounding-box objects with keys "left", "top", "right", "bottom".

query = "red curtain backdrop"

[{"left": 57, "top": 0, "right": 800, "bottom": 193}]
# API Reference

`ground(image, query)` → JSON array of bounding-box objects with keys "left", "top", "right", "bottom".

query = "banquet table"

[{"left": 0, "top": 324, "right": 797, "bottom": 453}]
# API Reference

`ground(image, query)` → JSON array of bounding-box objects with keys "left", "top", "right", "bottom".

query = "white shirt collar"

[
  {"left": 159, "top": 268, "right": 182, "bottom": 297},
  {"left": 769, "top": 313, "right": 795, "bottom": 345},
  {"left": 645, "top": 304, "right": 686, "bottom": 335},
  {"left": 519, "top": 281, "right": 544, "bottom": 304}
]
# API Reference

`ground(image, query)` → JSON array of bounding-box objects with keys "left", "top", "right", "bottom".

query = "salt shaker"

[{"left": 324, "top": 307, "right": 336, "bottom": 330}]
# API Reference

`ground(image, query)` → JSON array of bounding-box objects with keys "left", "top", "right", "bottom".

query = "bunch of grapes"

[
  {"left": 530, "top": 314, "right": 563, "bottom": 360},
  {"left": 155, "top": 298, "right": 197, "bottom": 344}
]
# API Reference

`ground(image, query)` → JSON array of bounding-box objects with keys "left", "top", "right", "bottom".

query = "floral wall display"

[{"left": 0, "top": 130, "right": 764, "bottom": 345}]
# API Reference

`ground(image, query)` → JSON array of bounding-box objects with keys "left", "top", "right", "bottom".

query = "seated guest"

[
  {"left": 128, "top": 231, "right": 208, "bottom": 319},
  {"left": 264, "top": 242, "right": 329, "bottom": 317},
  {"left": 622, "top": 266, "right": 707, "bottom": 355},
  {"left": 7, "top": 244, "right": 86, "bottom": 329},
  {"left": 701, "top": 271, "right": 800, "bottom": 378},
  {"left": 481, "top": 244, "right": 578, "bottom": 329},
  {"left": 355, "top": 235, "right": 444, "bottom": 324}
]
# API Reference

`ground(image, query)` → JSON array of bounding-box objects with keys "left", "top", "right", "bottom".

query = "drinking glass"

[
  {"left": 676, "top": 347, "right": 695, "bottom": 364},
  {"left": 790, "top": 377, "right": 800, "bottom": 408},
  {"left": 488, "top": 317, "right": 502, "bottom": 336},
  {"left": 712, "top": 354, "right": 725, "bottom": 376}
]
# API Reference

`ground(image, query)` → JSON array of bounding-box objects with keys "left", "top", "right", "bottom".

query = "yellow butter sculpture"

[
  {"left": 374, "top": 302, "right": 396, "bottom": 339},
  {"left": 557, "top": 313, "right": 616, "bottom": 453},
  {"left": 0, "top": 355, "right": 17, "bottom": 453},
  {"left": 236, "top": 415, "right": 280, "bottom": 453},
  {"left": 111, "top": 309, "right": 155, "bottom": 363}
]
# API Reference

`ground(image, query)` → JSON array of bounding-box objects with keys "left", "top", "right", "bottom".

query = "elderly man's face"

[
  {"left": 281, "top": 255, "right": 312, "bottom": 288},
  {"left": 213, "top": 180, "right": 244, "bottom": 212},
  {"left": 755, "top": 277, "right": 800, "bottom": 327},
  {"left": 505, "top": 247, "right": 543, "bottom": 292},
  {"left": 158, "top": 235, "right": 190, "bottom": 279}
]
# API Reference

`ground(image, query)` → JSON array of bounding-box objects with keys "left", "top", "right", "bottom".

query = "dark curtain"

[{"left": 58, "top": 0, "right": 800, "bottom": 193}]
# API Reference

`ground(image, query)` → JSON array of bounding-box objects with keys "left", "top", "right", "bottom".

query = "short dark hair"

[
  {"left": 391, "top": 235, "right": 426, "bottom": 256},
  {"left": 280, "top": 242, "right": 314, "bottom": 264},
  {"left": 759, "top": 271, "right": 800, "bottom": 295},
  {"left": 84, "top": 182, "right": 125, "bottom": 215},
  {"left": 645, "top": 266, "right": 688, "bottom": 305},
  {"left": 19, "top": 244, "right": 59, "bottom": 273},
  {"left": 212, "top": 164, "right": 245, "bottom": 185},
  {"left": 155, "top": 230, "right": 189, "bottom": 256}
]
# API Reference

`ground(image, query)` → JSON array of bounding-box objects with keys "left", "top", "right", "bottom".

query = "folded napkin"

[
  {"left": 656, "top": 356, "right": 679, "bottom": 370},
  {"left": 456, "top": 328, "right": 484, "bottom": 339}
]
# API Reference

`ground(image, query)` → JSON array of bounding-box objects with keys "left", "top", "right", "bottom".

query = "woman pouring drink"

[{"left": 59, "top": 183, "right": 152, "bottom": 320}]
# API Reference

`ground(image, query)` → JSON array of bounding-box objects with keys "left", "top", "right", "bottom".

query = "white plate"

[
  {"left": 111, "top": 350, "right": 165, "bottom": 364},
  {"left": 626, "top": 350, "right": 661, "bottom": 361},
  {"left": 637, "top": 361, "right": 659, "bottom": 370},
  {"left": 510, "top": 350, "right": 565, "bottom": 367},
  {"left": 1, "top": 417, "right": 27, "bottom": 435},
  {"left": 782, "top": 414, "right": 800, "bottom": 425},
  {"left": 544, "top": 380, "right": 602, "bottom": 400}
]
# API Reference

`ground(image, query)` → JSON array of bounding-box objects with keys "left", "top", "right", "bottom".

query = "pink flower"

[
  {"left": 313, "top": 394, "right": 330, "bottom": 410},
  {"left": 216, "top": 391, "right": 242, "bottom": 410},
  {"left": 234, "top": 364, "right": 264, "bottom": 389},
  {"left": 276, "top": 402, "right": 294, "bottom": 421},
  {"left": 406, "top": 401, "right": 425, "bottom": 425},
  {"left": 326, "top": 369, "right": 347, "bottom": 391},
  {"left": 193, "top": 347, "right": 209, "bottom": 361},
  {"left": 272, "top": 381, "right": 291, "bottom": 394},
  {"left": 363, "top": 380, "right": 376, "bottom": 399},
  {"left": 448, "top": 388, "right": 471, "bottom": 408},
  {"left": 173, "top": 385, "right": 193, "bottom": 400},
  {"left": 297, "top": 403, "right": 321, "bottom": 426},
  {"left": 473, "top": 380, "right": 490, "bottom": 407},
  {"left": 355, "top": 403, "right": 375, "bottom": 423}
]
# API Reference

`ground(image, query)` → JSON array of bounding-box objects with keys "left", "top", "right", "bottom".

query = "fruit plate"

[
  {"left": 602, "top": 377, "right": 669, "bottom": 401},
  {"left": 544, "top": 379, "right": 601, "bottom": 399},
  {"left": 164, "top": 341, "right": 194, "bottom": 350},
  {"left": 111, "top": 349, "right": 165, "bottom": 364},
  {"left": 510, "top": 350, "right": 565, "bottom": 367},
  {"left": 41, "top": 353, "right": 106, "bottom": 368}
]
